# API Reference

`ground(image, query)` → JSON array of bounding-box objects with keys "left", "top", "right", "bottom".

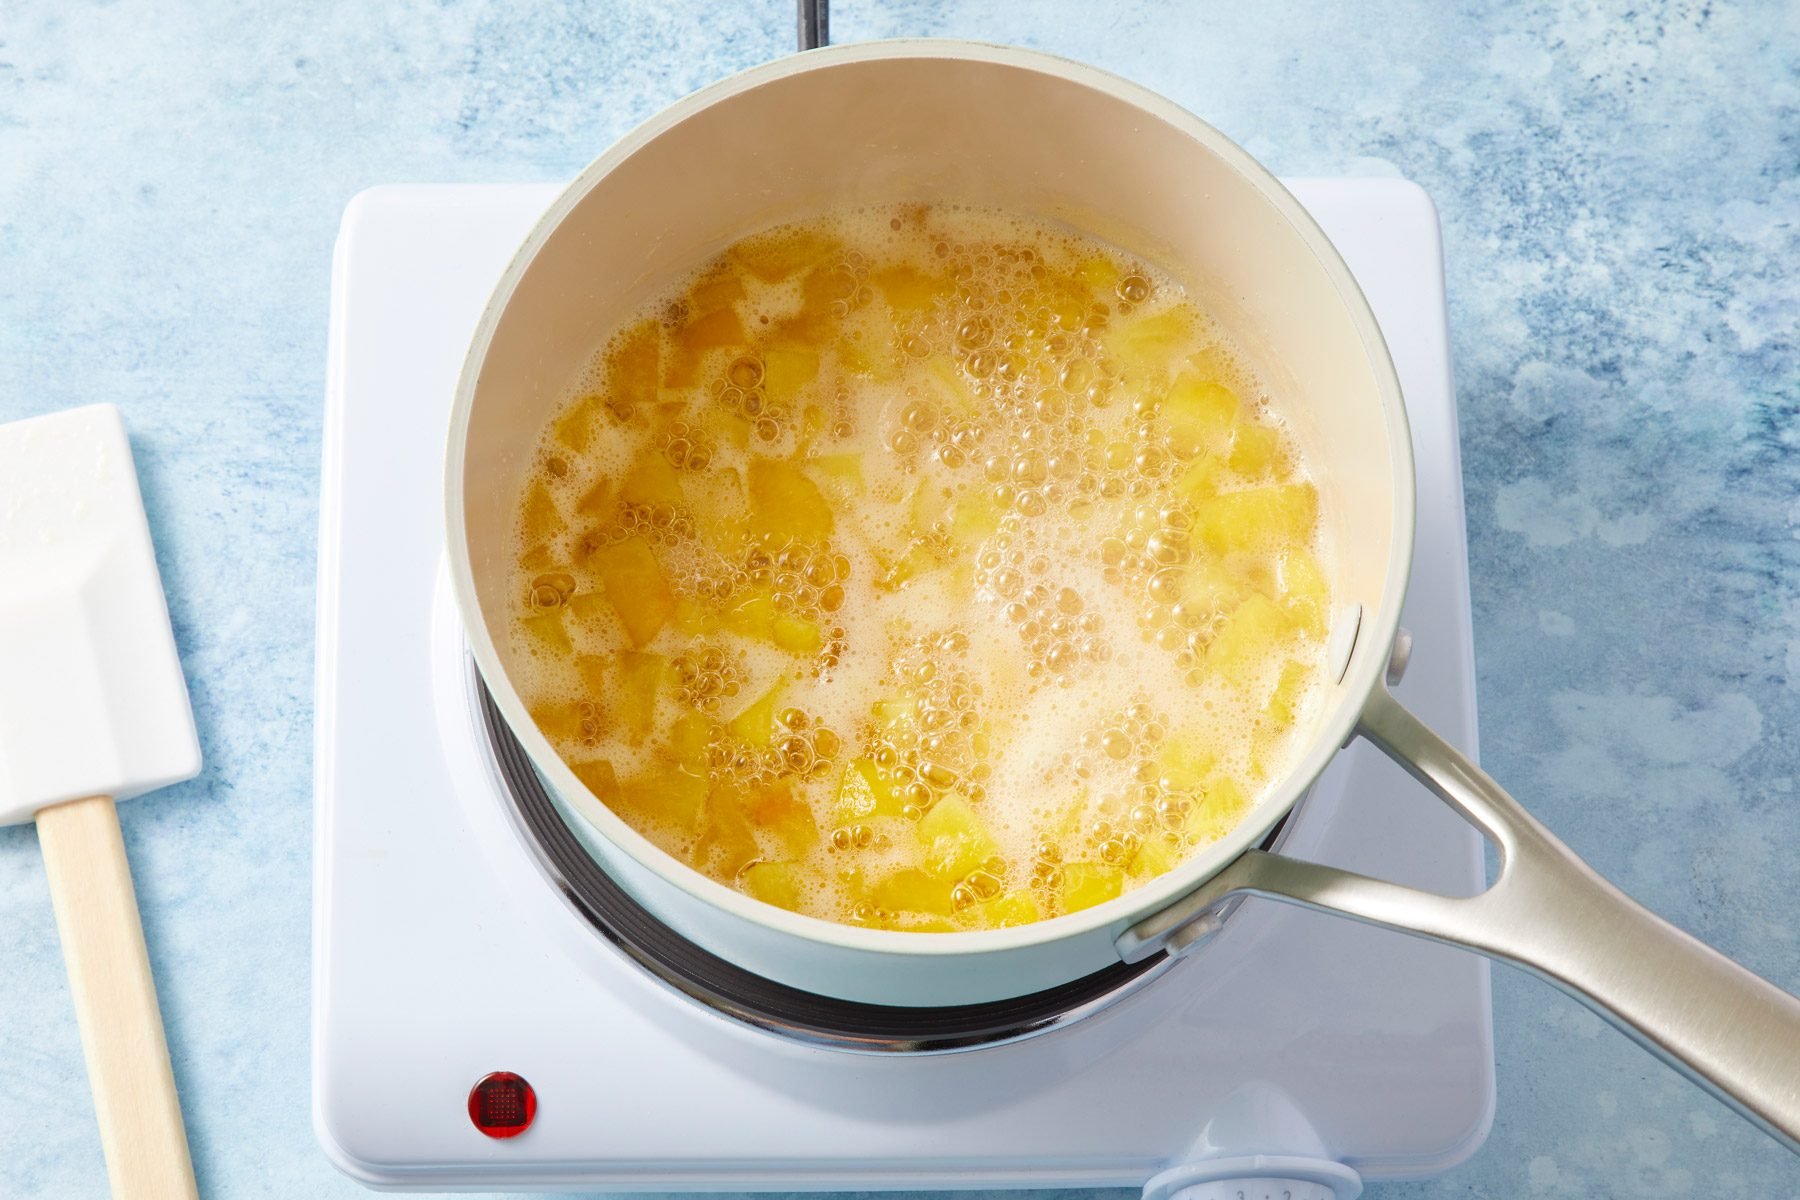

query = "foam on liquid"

[{"left": 506, "top": 205, "right": 1333, "bottom": 931}]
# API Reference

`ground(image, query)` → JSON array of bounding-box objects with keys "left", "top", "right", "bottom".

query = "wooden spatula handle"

[{"left": 37, "top": 795, "right": 199, "bottom": 1200}]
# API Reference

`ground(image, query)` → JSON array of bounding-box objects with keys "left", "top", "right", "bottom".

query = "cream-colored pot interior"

[{"left": 447, "top": 41, "right": 1414, "bottom": 1007}]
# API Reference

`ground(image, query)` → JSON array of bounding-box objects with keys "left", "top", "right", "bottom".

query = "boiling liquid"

[{"left": 508, "top": 205, "right": 1331, "bottom": 931}]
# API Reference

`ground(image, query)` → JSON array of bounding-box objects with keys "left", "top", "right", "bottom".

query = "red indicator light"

[{"left": 468, "top": 1071, "right": 536, "bottom": 1138}]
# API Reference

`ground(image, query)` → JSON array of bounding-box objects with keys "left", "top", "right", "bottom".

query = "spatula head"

[{"left": 0, "top": 404, "right": 200, "bottom": 825}]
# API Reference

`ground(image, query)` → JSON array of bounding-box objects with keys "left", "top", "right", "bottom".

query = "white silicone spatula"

[{"left": 0, "top": 404, "right": 202, "bottom": 1200}]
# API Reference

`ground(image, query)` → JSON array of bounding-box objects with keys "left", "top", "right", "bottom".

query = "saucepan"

[{"left": 444, "top": 39, "right": 1800, "bottom": 1149}]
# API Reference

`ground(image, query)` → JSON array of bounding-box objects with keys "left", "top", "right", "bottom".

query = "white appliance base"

[{"left": 314, "top": 178, "right": 1492, "bottom": 1191}]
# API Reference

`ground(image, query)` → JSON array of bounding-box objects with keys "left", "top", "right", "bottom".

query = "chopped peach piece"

[
  {"left": 773, "top": 267, "right": 841, "bottom": 344},
  {"left": 870, "top": 695, "right": 917, "bottom": 729},
  {"left": 1253, "top": 660, "right": 1313, "bottom": 776},
  {"left": 615, "top": 650, "right": 668, "bottom": 741},
  {"left": 908, "top": 481, "right": 952, "bottom": 531},
  {"left": 1172, "top": 457, "right": 1225, "bottom": 501},
  {"left": 1060, "top": 862, "right": 1124, "bottom": 913},
  {"left": 1184, "top": 775, "right": 1249, "bottom": 845},
  {"left": 1189, "top": 483, "right": 1318, "bottom": 556},
  {"left": 772, "top": 612, "right": 823, "bottom": 655},
  {"left": 763, "top": 345, "right": 820, "bottom": 407},
  {"left": 574, "top": 653, "right": 609, "bottom": 696},
  {"left": 747, "top": 782, "right": 819, "bottom": 856},
  {"left": 697, "top": 403, "right": 752, "bottom": 450},
  {"left": 685, "top": 463, "right": 744, "bottom": 512},
  {"left": 564, "top": 583, "right": 610, "bottom": 626},
  {"left": 917, "top": 793, "right": 997, "bottom": 880},
  {"left": 960, "top": 890, "right": 1041, "bottom": 929},
  {"left": 869, "top": 263, "right": 946, "bottom": 314},
  {"left": 671, "top": 598, "right": 716, "bottom": 637},
  {"left": 619, "top": 449, "right": 684, "bottom": 509},
  {"left": 617, "top": 768, "right": 707, "bottom": 833},
  {"left": 1176, "top": 558, "right": 1249, "bottom": 620},
  {"left": 743, "top": 861, "right": 808, "bottom": 911},
  {"left": 728, "top": 227, "right": 843, "bottom": 282},
  {"left": 747, "top": 458, "right": 833, "bottom": 544},
  {"left": 567, "top": 526, "right": 606, "bottom": 568},
  {"left": 1278, "top": 547, "right": 1329, "bottom": 638},
  {"left": 808, "top": 454, "right": 865, "bottom": 506},
  {"left": 1128, "top": 832, "right": 1178, "bottom": 880},
  {"left": 690, "top": 272, "right": 745, "bottom": 313},
  {"left": 519, "top": 611, "right": 571, "bottom": 655},
  {"left": 685, "top": 466, "right": 748, "bottom": 551},
  {"left": 665, "top": 307, "right": 746, "bottom": 386},
  {"left": 1163, "top": 371, "right": 1239, "bottom": 459},
  {"left": 723, "top": 588, "right": 777, "bottom": 641},
  {"left": 1206, "top": 594, "right": 1294, "bottom": 685},
  {"left": 810, "top": 453, "right": 864, "bottom": 485},
  {"left": 1158, "top": 735, "right": 1216, "bottom": 798},
  {"left": 520, "top": 480, "right": 566, "bottom": 544},
  {"left": 528, "top": 699, "right": 585, "bottom": 743},
  {"left": 871, "top": 868, "right": 957, "bottom": 916},
  {"left": 834, "top": 757, "right": 904, "bottom": 822},
  {"left": 919, "top": 355, "right": 981, "bottom": 418},
  {"left": 574, "top": 475, "right": 614, "bottom": 517},
  {"left": 552, "top": 394, "right": 605, "bottom": 451},
  {"left": 1267, "top": 658, "right": 1310, "bottom": 712},
  {"left": 656, "top": 387, "right": 698, "bottom": 416},
  {"left": 570, "top": 758, "right": 619, "bottom": 803},
  {"left": 1075, "top": 256, "right": 1121, "bottom": 294},
  {"left": 1227, "top": 421, "right": 1284, "bottom": 477},
  {"left": 728, "top": 683, "right": 783, "bottom": 747},
  {"left": 693, "top": 784, "right": 760, "bottom": 874},
  {"left": 875, "top": 538, "right": 944, "bottom": 591},
  {"left": 839, "top": 308, "right": 903, "bottom": 382},
  {"left": 593, "top": 536, "right": 675, "bottom": 647},
  {"left": 1187, "top": 342, "right": 1240, "bottom": 385},
  {"left": 667, "top": 711, "right": 713, "bottom": 773},
  {"left": 608, "top": 318, "right": 661, "bottom": 417},
  {"left": 1105, "top": 307, "right": 1197, "bottom": 377},
  {"left": 948, "top": 492, "right": 1003, "bottom": 547},
  {"left": 795, "top": 405, "right": 829, "bottom": 456}
]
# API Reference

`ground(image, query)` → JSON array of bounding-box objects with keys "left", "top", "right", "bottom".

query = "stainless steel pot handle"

[
  {"left": 798, "top": 0, "right": 828, "bottom": 51},
  {"left": 1120, "top": 683, "right": 1800, "bottom": 1152}
]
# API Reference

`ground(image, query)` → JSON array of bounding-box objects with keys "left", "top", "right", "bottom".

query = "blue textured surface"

[{"left": 2, "top": 1, "right": 1797, "bottom": 1196}]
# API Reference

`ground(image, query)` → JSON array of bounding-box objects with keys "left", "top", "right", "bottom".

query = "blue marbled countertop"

[{"left": 3, "top": 1, "right": 1797, "bottom": 1196}]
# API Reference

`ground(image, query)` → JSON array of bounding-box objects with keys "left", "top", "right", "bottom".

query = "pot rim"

[{"left": 445, "top": 38, "right": 1417, "bottom": 962}]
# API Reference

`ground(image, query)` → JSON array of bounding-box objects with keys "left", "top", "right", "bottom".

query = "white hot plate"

[{"left": 314, "top": 178, "right": 1493, "bottom": 1193}]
